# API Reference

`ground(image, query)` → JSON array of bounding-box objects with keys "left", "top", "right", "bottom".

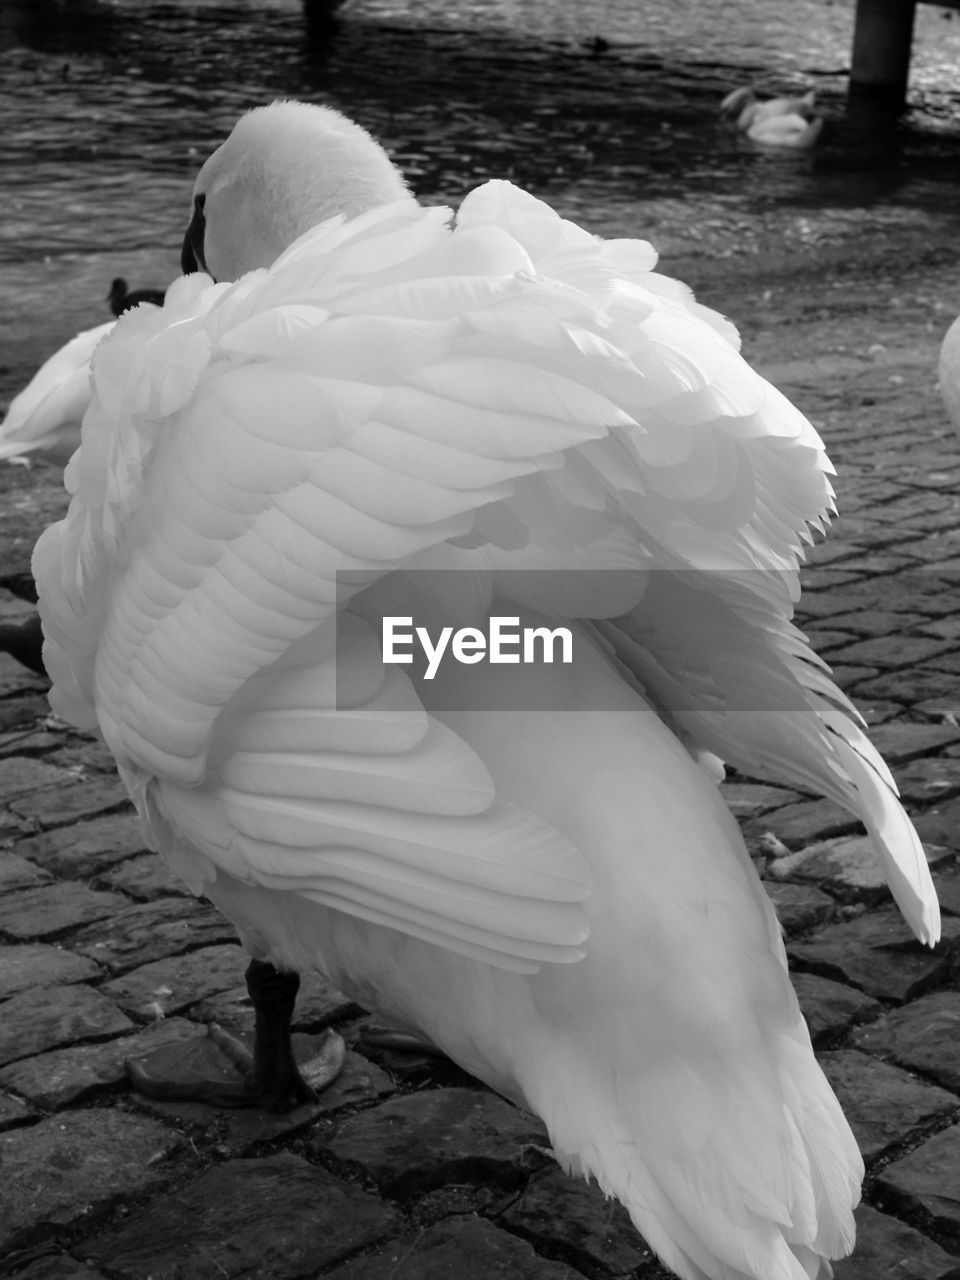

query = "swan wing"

[
  {"left": 34, "top": 181, "right": 937, "bottom": 972},
  {"left": 34, "top": 201, "right": 641, "bottom": 972},
  {"left": 450, "top": 180, "right": 938, "bottom": 945}
]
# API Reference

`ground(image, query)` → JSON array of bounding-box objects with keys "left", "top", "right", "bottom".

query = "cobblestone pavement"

[{"left": 2, "top": 239, "right": 960, "bottom": 1280}]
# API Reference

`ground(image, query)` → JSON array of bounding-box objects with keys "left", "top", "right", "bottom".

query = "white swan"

[
  {"left": 33, "top": 102, "right": 940, "bottom": 1280},
  {"left": 938, "top": 313, "right": 960, "bottom": 433},
  {"left": 0, "top": 280, "right": 167, "bottom": 466},
  {"left": 721, "top": 87, "right": 823, "bottom": 150}
]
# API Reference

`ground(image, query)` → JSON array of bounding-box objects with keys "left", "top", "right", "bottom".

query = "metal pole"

[{"left": 850, "top": 0, "right": 918, "bottom": 109}]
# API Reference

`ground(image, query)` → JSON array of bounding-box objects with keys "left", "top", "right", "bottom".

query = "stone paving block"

[
  {"left": 857, "top": 698, "right": 907, "bottom": 726},
  {"left": 825, "top": 636, "right": 956, "bottom": 671},
  {"left": 822, "top": 611, "right": 924, "bottom": 639},
  {"left": 795, "top": 594, "right": 867, "bottom": 621},
  {"left": 80, "top": 1153, "right": 400, "bottom": 1279},
  {"left": 799, "top": 628, "right": 861, "bottom": 651},
  {"left": 818, "top": 1050, "right": 959, "bottom": 1163},
  {"left": 0, "top": 465, "right": 70, "bottom": 578},
  {"left": 0, "top": 852, "right": 52, "bottom": 891},
  {"left": 0, "top": 1016, "right": 200, "bottom": 1110},
  {"left": 745, "top": 798, "right": 857, "bottom": 849},
  {"left": 0, "top": 983, "right": 134, "bottom": 1067},
  {"left": 324, "top": 1216, "right": 588, "bottom": 1280},
  {"left": 325, "top": 1087, "right": 548, "bottom": 1197},
  {"left": 764, "top": 882, "right": 838, "bottom": 935},
  {"left": 0, "top": 882, "right": 128, "bottom": 940},
  {"left": 833, "top": 1204, "right": 960, "bottom": 1279},
  {"left": 46, "top": 738, "right": 124, "bottom": 777},
  {"left": 919, "top": 616, "right": 960, "bottom": 643},
  {"left": 718, "top": 782, "right": 802, "bottom": 818},
  {"left": 768, "top": 836, "right": 952, "bottom": 903},
  {"left": 925, "top": 650, "right": 960, "bottom": 676},
  {"left": 845, "top": 575, "right": 959, "bottom": 617},
  {"left": 0, "top": 755, "right": 75, "bottom": 800},
  {"left": 790, "top": 971, "right": 882, "bottom": 1045},
  {"left": 866, "top": 721, "right": 960, "bottom": 763},
  {"left": 99, "top": 854, "right": 191, "bottom": 901},
  {"left": 787, "top": 909, "right": 960, "bottom": 1001},
  {"left": 70, "top": 898, "right": 236, "bottom": 974},
  {"left": 7, "top": 1259, "right": 110, "bottom": 1280},
  {"left": 0, "top": 811, "right": 33, "bottom": 843},
  {"left": 892, "top": 756, "right": 960, "bottom": 805},
  {"left": 831, "top": 553, "right": 919, "bottom": 574},
  {"left": 13, "top": 812, "right": 146, "bottom": 876},
  {"left": 501, "top": 1165, "right": 650, "bottom": 1276},
  {"left": 0, "top": 1108, "right": 180, "bottom": 1254},
  {"left": 915, "top": 695, "right": 960, "bottom": 721},
  {"left": 932, "top": 868, "right": 960, "bottom": 917},
  {"left": 854, "top": 669, "right": 960, "bottom": 708},
  {"left": 0, "top": 1089, "right": 36, "bottom": 1131},
  {"left": 874, "top": 1124, "right": 960, "bottom": 1238},
  {"left": 797, "top": 569, "right": 866, "bottom": 592},
  {"left": 902, "top": 536, "right": 960, "bottom": 564},
  {"left": 10, "top": 774, "right": 132, "bottom": 827},
  {"left": 0, "top": 942, "right": 101, "bottom": 999},
  {"left": 0, "top": 656, "right": 46, "bottom": 700},
  {"left": 101, "top": 943, "right": 247, "bottom": 1018},
  {"left": 0, "top": 727, "right": 61, "bottom": 759},
  {"left": 132, "top": 1041, "right": 395, "bottom": 1152},
  {"left": 850, "top": 992, "right": 960, "bottom": 1094},
  {"left": 830, "top": 664, "right": 881, "bottom": 690},
  {"left": 913, "top": 796, "right": 960, "bottom": 853}
]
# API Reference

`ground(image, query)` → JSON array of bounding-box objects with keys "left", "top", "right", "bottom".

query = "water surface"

[{"left": 2, "top": 0, "right": 959, "bottom": 369}]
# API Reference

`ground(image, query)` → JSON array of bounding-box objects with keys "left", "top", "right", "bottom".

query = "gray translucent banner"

[{"left": 328, "top": 567, "right": 884, "bottom": 714}]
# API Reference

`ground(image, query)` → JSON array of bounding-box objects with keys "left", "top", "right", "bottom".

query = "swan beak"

[{"left": 181, "top": 193, "right": 208, "bottom": 276}]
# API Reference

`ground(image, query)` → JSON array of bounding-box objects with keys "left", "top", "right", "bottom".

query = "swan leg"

[{"left": 125, "top": 959, "right": 345, "bottom": 1110}]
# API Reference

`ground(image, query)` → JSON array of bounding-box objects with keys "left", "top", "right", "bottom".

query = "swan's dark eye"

[{"left": 181, "top": 193, "right": 208, "bottom": 276}]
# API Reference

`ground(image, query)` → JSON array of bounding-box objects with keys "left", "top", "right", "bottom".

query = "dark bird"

[{"left": 107, "top": 277, "right": 167, "bottom": 317}]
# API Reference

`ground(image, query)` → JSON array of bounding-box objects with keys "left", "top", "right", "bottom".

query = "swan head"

[{"left": 181, "top": 100, "right": 414, "bottom": 282}]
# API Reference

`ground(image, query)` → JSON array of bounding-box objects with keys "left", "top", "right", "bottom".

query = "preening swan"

[
  {"left": 34, "top": 101, "right": 940, "bottom": 1280},
  {"left": 721, "top": 86, "right": 823, "bottom": 149}
]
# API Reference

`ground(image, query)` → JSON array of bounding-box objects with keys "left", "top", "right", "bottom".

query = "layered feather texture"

[{"left": 33, "top": 112, "right": 939, "bottom": 1280}]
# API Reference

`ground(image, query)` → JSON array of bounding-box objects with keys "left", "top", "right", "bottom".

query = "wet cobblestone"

[{"left": 1, "top": 235, "right": 959, "bottom": 1280}]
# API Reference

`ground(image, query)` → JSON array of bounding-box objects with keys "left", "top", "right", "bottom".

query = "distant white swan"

[
  {"left": 34, "top": 101, "right": 939, "bottom": 1280},
  {"left": 721, "top": 86, "right": 823, "bottom": 149},
  {"left": 0, "top": 280, "right": 167, "bottom": 466},
  {"left": 0, "top": 322, "right": 113, "bottom": 465}
]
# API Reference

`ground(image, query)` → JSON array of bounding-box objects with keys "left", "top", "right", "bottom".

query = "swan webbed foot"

[
  {"left": 125, "top": 960, "right": 345, "bottom": 1111},
  {"left": 356, "top": 1025, "right": 442, "bottom": 1056}
]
